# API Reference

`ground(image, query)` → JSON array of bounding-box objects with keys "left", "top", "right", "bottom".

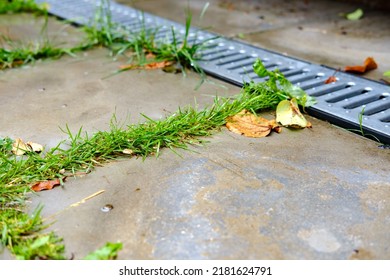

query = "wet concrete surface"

[{"left": 1, "top": 0, "right": 390, "bottom": 259}]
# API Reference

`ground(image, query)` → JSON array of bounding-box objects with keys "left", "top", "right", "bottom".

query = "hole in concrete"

[{"left": 101, "top": 204, "right": 114, "bottom": 212}]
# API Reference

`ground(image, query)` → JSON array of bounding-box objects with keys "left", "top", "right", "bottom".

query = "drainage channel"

[{"left": 35, "top": 0, "right": 390, "bottom": 144}]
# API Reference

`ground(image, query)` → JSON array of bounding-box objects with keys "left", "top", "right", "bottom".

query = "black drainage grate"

[{"left": 35, "top": 0, "right": 390, "bottom": 144}]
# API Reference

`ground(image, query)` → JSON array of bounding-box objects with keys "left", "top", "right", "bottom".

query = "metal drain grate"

[{"left": 35, "top": 0, "right": 390, "bottom": 144}]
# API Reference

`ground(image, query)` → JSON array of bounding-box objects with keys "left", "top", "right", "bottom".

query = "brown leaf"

[
  {"left": 226, "top": 110, "right": 280, "bottom": 138},
  {"left": 31, "top": 179, "right": 61, "bottom": 192},
  {"left": 119, "top": 64, "right": 138, "bottom": 71},
  {"left": 324, "top": 76, "right": 337, "bottom": 84},
  {"left": 345, "top": 57, "right": 378, "bottom": 73},
  {"left": 120, "top": 61, "right": 173, "bottom": 71},
  {"left": 144, "top": 61, "right": 173, "bottom": 69},
  {"left": 145, "top": 52, "right": 156, "bottom": 59}
]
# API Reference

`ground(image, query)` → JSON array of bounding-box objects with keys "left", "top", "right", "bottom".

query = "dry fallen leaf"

[
  {"left": 120, "top": 61, "right": 173, "bottom": 71},
  {"left": 345, "top": 57, "right": 378, "bottom": 73},
  {"left": 12, "top": 138, "right": 43, "bottom": 155},
  {"left": 145, "top": 52, "right": 156, "bottom": 60},
  {"left": 226, "top": 110, "right": 281, "bottom": 138},
  {"left": 31, "top": 178, "right": 61, "bottom": 192},
  {"left": 122, "top": 148, "right": 134, "bottom": 155},
  {"left": 12, "top": 138, "right": 30, "bottom": 155},
  {"left": 26, "top": 141, "right": 43, "bottom": 153},
  {"left": 276, "top": 98, "right": 312, "bottom": 128},
  {"left": 324, "top": 76, "right": 337, "bottom": 84}
]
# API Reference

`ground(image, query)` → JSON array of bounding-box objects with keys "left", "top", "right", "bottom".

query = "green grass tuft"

[{"left": 0, "top": 0, "right": 47, "bottom": 15}]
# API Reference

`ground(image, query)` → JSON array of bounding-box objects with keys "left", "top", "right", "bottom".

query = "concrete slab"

[
  {"left": 1, "top": 1, "right": 390, "bottom": 260},
  {"left": 28, "top": 125, "right": 390, "bottom": 259}
]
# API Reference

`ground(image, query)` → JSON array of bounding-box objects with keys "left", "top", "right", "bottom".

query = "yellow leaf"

[
  {"left": 12, "top": 138, "right": 31, "bottom": 155},
  {"left": 122, "top": 149, "right": 134, "bottom": 155},
  {"left": 26, "top": 142, "right": 43, "bottom": 153},
  {"left": 276, "top": 98, "right": 311, "bottom": 128},
  {"left": 12, "top": 138, "right": 44, "bottom": 155},
  {"left": 226, "top": 110, "right": 280, "bottom": 138}
]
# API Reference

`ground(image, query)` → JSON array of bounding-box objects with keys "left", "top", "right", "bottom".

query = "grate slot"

[
  {"left": 288, "top": 74, "right": 319, "bottom": 84},
  {"left": 325, "top": 87, "right": 369, "bottom": 103},
  {"left": 216, "top": 55, "right": 252, "bottom": 66},
  {"left": 343, "top": 94, "right": 382, "bottom": 110},
  {"left": 199, "top": 48, "right": 226, "bottom": 57},
  {"left": 306, "top": 83, "right": 352, "bottom": 97},
  {"left": 380, "top": 111, "right": 390, "bottom": 122},
  {"left": 227, "top": 58, "right": 257, "bottom": 70},
  {"left": 281, "top": 68, "right": 306, "bottom": 78},
  {"left": 362, "top": 95, "right": 390, "bottom": 116},
  {"left": 241, "top": 61, "right": 279, "bottom": 76},
  {"left": 202, "top": 51, "right": 241, "bottom": 62},
  {"left": 297, "top": 78, "right": 329, "bottom": 91}
]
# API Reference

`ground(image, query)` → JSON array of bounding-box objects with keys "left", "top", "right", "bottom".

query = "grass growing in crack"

[
  {"left": 346, "top": 106, "right": 382, "bottom": 143},
  {"left": 0, "top": 13, "right": 89, "bottom": 69},
  {"left": 0, "top": 34, "right": 80, "bottom": 69},
  {"left": 1, "top": 0, "right": 211, "bottom": 81},
  {"left": 0, "top": 0, "right": 47, "bottom": 15},
  {"left": 82, "top": 0, "right": 213, "bottom": 79},
  {"left": 0, "top": 63, "right": 310, "bottom": 258}
]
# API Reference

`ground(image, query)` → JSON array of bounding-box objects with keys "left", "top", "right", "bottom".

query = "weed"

[
  {"left": 0, "top": 35, "right": 76, "bottom": 69},
  {"left": 84, "top": 242, "right": 123, "bottom": 260},
  {"left": 0, "top": 0, "right": 47, "bottom": 15},
  {"left": 0, "top": 14, "right": 86, "bottom": 69},
  {"left": 82, "top": 0, "right": 213, "bottom": 81},
  {"left": 242, "top": 59, "right": 315, "bottom": 109},
  {"left": 346, "top": 105, "right": 381, "bottom": 143}
]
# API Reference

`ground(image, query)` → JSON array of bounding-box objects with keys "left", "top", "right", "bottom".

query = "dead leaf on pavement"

[
  {"left": 120, "top": 61, "right": 173, "bottom": 71},
  {"left": 122, "top": 148, "right": 134, "bottom": 155},
  {"left": 345, "top": 57, "right": 378, "bottom": 73},
  {"left": 226, "top": 109, "right": 281, "bottom": 138},
  {"left": 145, "top": 52, "right": 155, "bottom": 60},
  {"left": 12, "top": 138, "right": 30, "bottom": 155},
  {"left": 31, "top": 178, "right": 62, "bottom": 192},
  {"left": 26, "top": 142, "right": 43, "bottom": 153},
  {"left": 276, "top": 98, "right": 312, "bottom": 128},
  {"left": 12, "top": 138, "right": 43, "bottom": 155}
]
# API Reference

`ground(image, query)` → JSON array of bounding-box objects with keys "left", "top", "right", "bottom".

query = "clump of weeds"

[
  {"left": 0, "top": 12, "right": 89, "bottom": 69},
  {"left": 82, "top": 0, "right": 214, "bottom": 80},
  {"left": 0, "top": 0, "right": 47, "bottom": 15}
]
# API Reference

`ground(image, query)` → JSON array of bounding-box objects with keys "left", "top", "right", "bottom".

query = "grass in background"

[
  {"left": 1, "top": 0, "right": 211, "bottom": 81},
  {"left": 0, "top": 0, "right": 47, "bottom": 15},
  {"left": 82, "top": 0, "right": 212, "bottom": 77},
  {"left": 0, "top": 34, "right": 80, "bottom": 69}
]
